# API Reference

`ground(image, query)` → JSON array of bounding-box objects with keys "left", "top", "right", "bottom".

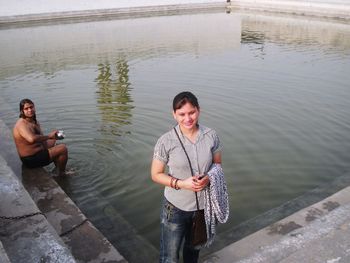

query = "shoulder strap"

[{"left": 173, "top": 127, "right": 200, "bottom": 211}]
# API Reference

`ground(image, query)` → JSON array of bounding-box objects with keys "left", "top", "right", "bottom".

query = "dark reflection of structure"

[
  {"left": 95, "top": 59, "right": 134, "bottom": 137},
  {"left": 241, "top": 30, "right": 266, "bottom": 58},
  {"left": 241, "top": 30, "right": 265, "bottom": 44}
]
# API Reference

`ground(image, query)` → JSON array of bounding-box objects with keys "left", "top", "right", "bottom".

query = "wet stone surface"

[
  {"left": 20, "top": 167, "right": 127, "bottom": 262},
  {"left": 323, "top": 201, "right": 340, "bottom": 212},
  {"left": 306, "top": 208, "right": 324, "bottom": 222},
  {"left": 267, "top": 221, "right": 302, "bottom": 235}
]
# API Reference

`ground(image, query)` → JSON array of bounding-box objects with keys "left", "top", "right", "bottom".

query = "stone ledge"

[
  {"left": 228, "top": 0, "right": 350, "bottom": 20},
  {"left": 203, "top": 185, "right": 350, "bottom": 262},
  {"left": 0, "top": 241, "right": 11, "bottom": 263},
  {"left": 21, "top": 167, "right": 127, "bottom": 263},
  {"left": 0, "top": 155, "right": 77, "bottom": 263},
  {"left": 0, "top": 3, "right": 226, "bottom": 24}
]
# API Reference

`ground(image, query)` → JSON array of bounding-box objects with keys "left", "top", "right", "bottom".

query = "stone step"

[
  {"left": 0, "top": 240, "right": 11, "bottom": 263},
  {"left": 21, "top": 167, "right": 128, "bottom": 263},
  {"left": 0, "top": 155, "right": 77, "bottom": 263}
]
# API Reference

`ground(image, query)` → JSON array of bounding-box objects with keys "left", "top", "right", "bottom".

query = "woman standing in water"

[{"left": 151, "top": 91, "right": 222, "bottom": 263}]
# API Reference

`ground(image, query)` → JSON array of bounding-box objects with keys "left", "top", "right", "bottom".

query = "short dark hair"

[{"left": 172, "top": 91, "right": 199, "bottom": 112}]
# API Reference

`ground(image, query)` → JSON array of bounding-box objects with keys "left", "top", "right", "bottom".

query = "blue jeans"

[{"left": 159, "top": 198, "right": 200, "bottom": 263}]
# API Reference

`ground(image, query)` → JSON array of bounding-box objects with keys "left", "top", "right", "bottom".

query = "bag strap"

[{"left": 173, "top": 127, "right": 200, "bottom": 211}]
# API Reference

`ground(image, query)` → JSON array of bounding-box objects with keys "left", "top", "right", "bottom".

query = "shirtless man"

[{"left": 13, "top": 98, "right": 68, "bottom": 176}]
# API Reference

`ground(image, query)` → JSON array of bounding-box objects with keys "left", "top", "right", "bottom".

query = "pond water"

[{"left": 1, "top": 10, "right": 350, "bottom": 262}]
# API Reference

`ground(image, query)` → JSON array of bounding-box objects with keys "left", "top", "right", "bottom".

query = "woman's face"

[{"left": 173, "top": 102, "right": 200, "bottom": 131}]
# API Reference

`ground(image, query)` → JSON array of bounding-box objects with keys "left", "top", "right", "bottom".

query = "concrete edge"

[
  {"left": 0, "top": 241, "right": 11, "bottom": 263},
  {"left": 202, "top": 185, "right": 350, "bottom": 262},
  {"left": 1, "top": 0, "right": 350, "bottom": 26},
  {"left": 0, "top": 155, "right": 77, "bottom": 263},
  {"left": 228, "top": 0, "right": 350, "bottom": 20},
  {"left": 0, "top": 3, "right": 226, "bottom": 24},
  {"left": 21, "top": 167, "right": 128, "bottom": 263},
  {"left": 201, "top": 171, "right": 350, "bottom": 258}
]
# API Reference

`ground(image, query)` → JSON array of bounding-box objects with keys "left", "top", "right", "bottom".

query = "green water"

[{"left": 1, "top": 11, "right": 350, "bottom": 262}]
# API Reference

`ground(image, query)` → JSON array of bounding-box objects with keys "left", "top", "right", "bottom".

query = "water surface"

[{"left": 1, "top": 11, "right": 350, "bottom": 261}]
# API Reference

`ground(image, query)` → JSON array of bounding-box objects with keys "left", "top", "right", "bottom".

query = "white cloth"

[{"left": 204, "top": 163, "right": 229, "bottom": 247}]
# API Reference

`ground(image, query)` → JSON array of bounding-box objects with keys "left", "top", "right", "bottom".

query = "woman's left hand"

[{"left": 193, "top": 175, "right": 209, "bottom": 192}]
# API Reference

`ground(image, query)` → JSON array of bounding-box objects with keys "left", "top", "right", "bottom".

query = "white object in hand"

[{"left": 56, "top": 130, "right": 65, "bottom": 140}]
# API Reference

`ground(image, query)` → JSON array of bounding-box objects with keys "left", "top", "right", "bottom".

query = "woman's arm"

[
  {"left": 151, "top": 159, "right": 171, "bottom": 186},
  {"left": 151, "top": 159, "right": 198, "bottom": 191},
  {"left": 213, "top": 151, "right": 222, "bottom": 164}
]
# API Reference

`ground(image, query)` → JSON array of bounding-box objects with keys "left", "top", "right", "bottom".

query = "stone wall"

[{"left": 0, "top": 0, "right": 224, "bottom": 17}]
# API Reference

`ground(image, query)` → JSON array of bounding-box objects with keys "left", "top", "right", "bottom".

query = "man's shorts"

[{"left": 20, "top": 149, "right": 52, "bottom": 168}]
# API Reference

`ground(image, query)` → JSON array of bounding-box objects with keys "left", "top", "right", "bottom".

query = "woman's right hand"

[{"left": 178, "top": 177, "right": 199, "bottom": 191}]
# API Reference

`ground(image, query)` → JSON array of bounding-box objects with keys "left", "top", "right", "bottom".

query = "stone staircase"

[{"left": 0, "top": 155, "right": 78, "bottom": 263}]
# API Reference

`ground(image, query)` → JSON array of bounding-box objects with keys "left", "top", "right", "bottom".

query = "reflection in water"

[
  {"left": 241, "top": 15, "right": 350, "bottom": 52},
  {"left": 241, "top": 30, "right": 265, "bottom": 45},
  {"left": 96, "top": 59, "right": 134, "bottom": 138},
  {"left": 241, "top": 30, "right": 266, "bottom": 58}
]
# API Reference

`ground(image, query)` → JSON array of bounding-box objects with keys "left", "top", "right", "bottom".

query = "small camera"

[{"left": 56, "top": 130, "right": 65, "bottom": 140}]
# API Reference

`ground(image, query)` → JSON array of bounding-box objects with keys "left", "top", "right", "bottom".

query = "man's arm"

[
  {"left": 17, "top": 121, "right": 56, "bottom": 144},
  {"left": 37, "top": 122, "right": 57, "bottom": 149}
]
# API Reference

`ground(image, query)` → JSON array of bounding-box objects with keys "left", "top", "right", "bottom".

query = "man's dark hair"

[
  {"left": 172, "top": 91, "right": 199, "bottom": 112},
  {"left": 19, "top": 98, "right": 37, "bottom": 123}
]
